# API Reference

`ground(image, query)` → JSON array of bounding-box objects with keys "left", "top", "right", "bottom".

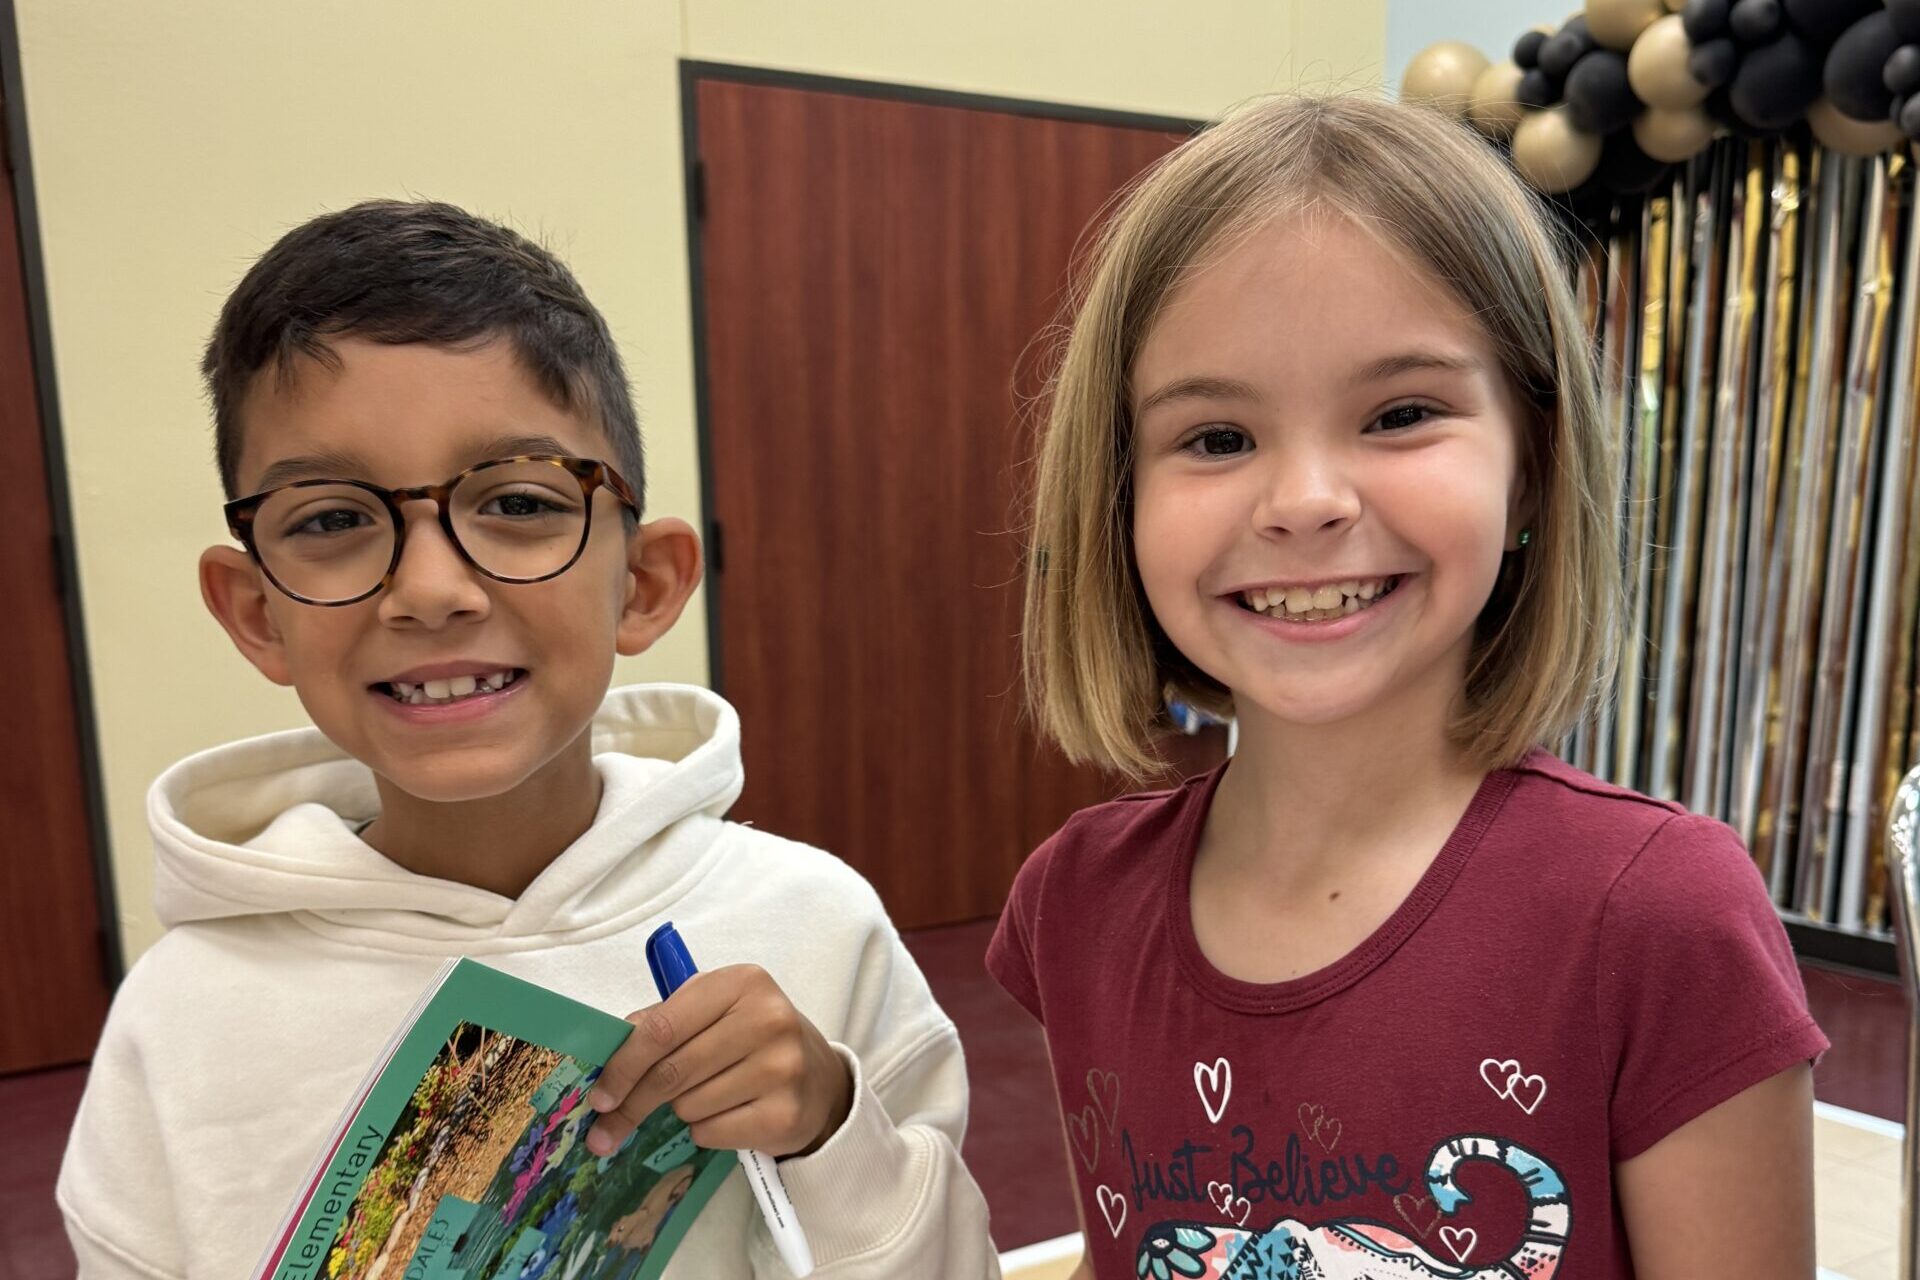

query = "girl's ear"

[
  {"left": 1506, "top": 416, "right": 1542, "bottom": 551},
  {"left": 616, "top": 517, "right": 704, "bottom": 657},
  {"left": 200, "top": 545, "right": 295, "bottom": 686}
]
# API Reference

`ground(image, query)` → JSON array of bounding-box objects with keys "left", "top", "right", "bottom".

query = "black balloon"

[
  {"left": 1566, "top": 50, "right": 1643, "bottom": 134},
  {"left": 1731, "top": 32, "right": 1822, "bottom": 128},
  {"left": 1707, "top": 84, "right": 1768, "bottom": 135},
  {"left": 1886, "top": 45, "right": 1920, "bottom": 97},
  {"left": 1518, "top": 67, "right": 1561, "bottom": 108},
  {"left": 1730, "top": 0, "right": 1783, "bottom": 44},
  {"left": 1902, "top": 92, "right": 1920, "bottom": 136},
  {"left": 1783, "top": 0, "right": 1878, "bottom": 46},
  {"left": 1684, "top": 0, "right": 1733, "bottom": 43},
  {"left": 1514, "top": 29, "right": 1548, "bottom": 69},
  {"left": 1540, "top": 26, "right": 1594, "bottom": 80},
  {"left": 1597, "top": 129, "right": 1674, "bottom": 194},
  {"left": 1892, "top": 0, "right": 1920, "bottom": 45},
  {"left": 1690, "top": 37, "right": 1741, "bottom": 88},
  {"left": 1826, "top": 12, "right": 1902, "bottom": 121}
]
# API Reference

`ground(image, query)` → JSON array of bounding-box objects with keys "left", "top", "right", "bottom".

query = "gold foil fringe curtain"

[{"left": 1563, "top": 138, "right": 1920, "bottom": 937}]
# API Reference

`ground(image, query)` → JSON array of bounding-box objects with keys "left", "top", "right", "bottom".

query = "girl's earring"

[{"left": 1517, "top": 528, "right": 1532, "bottom": 549}]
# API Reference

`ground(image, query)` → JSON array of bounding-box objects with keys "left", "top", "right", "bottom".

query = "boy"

[{"left": 58, "top": 200, "right": 999, "bottom": 1278}]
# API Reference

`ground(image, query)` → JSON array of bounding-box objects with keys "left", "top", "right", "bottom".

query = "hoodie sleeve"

[
  {"left": 749, "top": 932, "right": 1000, "bottom": 1278},
  {"left": 57, "top": 1007, "right": 190, "bottom": 1279}
]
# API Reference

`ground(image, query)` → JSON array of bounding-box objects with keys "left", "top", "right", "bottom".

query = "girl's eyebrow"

[
  {"left": 1134, "top": 374, "right": 1263, "bottom": 416},
  {"left": 1346, "top": 350, "right": 1480, "bottom": 387}
]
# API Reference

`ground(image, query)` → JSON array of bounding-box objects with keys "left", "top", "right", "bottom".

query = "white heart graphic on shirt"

[
  {"left": 1506, "top": 1072, "right": 1547, "bottom": 1115},
  {"left": 1096, "top": 1184, "right": 1127, "bottom": 1237},
  {"left": 1194, "top": 1057, "right": 1233, "bottom": 1124},
  {"left": 1205, "top": 1181, "right": 1252, "bottom": 1227},
  {"left": 1440, "top": 1226, "right": 1478, "bottom": 1262},
  {"left": 1478, "top": 1057, "right": 1547, "bottom": 1115}
]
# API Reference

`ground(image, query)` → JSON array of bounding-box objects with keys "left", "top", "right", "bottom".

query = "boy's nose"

[{"left": 377, "top": 502, "right": 492, "bottom": 628}]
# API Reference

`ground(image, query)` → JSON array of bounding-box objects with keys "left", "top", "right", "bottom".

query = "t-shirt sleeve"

[
  {"left": 1597, "top": 812, "right": 1829, "bottom": 1159},
  {"left": 986, "top": 831, "right": 1055, "bottom": 1024}
]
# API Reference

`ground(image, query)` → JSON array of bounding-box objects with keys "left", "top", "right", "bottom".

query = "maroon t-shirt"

[{"left": 987, "top": 749, "right": 1827, "bottom": 1280}]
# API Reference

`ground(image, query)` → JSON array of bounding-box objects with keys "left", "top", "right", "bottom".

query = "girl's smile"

[{"left": 1225, "top": 573, "right": 1411, "bottom": 643}]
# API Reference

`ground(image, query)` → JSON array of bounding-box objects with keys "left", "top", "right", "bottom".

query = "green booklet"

[{"left": 252, "top": 959, "right": 732, "bottom": 1280}]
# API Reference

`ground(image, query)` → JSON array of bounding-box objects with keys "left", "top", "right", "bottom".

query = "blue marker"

[{"left": 645, "top": 922, "right": 815, "bottom": 1276}]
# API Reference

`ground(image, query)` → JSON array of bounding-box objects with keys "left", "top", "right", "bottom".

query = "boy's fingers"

[
  {"left": 589, "top": 970, "right": 740, "bottom": 1111},
  {"left": 688, "top": 1095, "right": 813, "bottom": 1157},
  {"left": 586, "top": 1109, "right": 639, "bottom": 1158},
  {"left": 668, "top": 1056, "right": 768, "bottom": 1128}
]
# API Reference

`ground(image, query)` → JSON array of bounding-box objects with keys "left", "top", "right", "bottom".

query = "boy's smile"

[
  {"left": 201, "top": 337, "right": 699, "bottom": 885},
  {"left": 1129, "top": 212, "right": 1530, "bottom": 737}
]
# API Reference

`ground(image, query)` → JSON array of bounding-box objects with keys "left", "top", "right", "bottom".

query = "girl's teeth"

[{"left": 1242, "top": 577, "right": 1398, "bottom": 621}]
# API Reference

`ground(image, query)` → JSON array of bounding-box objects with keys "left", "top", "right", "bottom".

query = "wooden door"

[
  {"left": 692, "top": 73, "right": 1223, "bottom": 929},
  {"left": 0, "top": 88, "right": 113, "bottom": 1072}
]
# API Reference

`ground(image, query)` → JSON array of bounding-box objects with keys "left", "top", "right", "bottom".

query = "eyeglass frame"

[{"left": 224, "top": 453, "right": 641, "bottom": 607}]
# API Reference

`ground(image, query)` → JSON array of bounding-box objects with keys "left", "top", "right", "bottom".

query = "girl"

[{"left": 989, "top": 95, "right": 1825, "bottom": 1280}]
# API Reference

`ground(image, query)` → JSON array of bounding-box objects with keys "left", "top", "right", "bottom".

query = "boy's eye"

[
  {"left": 289, "top": 507, "right": 376, "bottom": 537},
  {"left": 1371, "top": 404, "right": 1433, "bottom": 433},
  {"left": 1182, "top": 426, "right": 1251, "bottom": 457},
  {"left": 474, "top": 488, "right": 577, "bottom": 519}
]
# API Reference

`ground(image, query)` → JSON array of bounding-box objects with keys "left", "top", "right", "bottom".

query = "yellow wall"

[{"left": 15, "top": 0, "right": 1386, "bottom": 962}]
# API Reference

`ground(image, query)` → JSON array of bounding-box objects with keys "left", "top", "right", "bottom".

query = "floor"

[{"left": 2, "top": 920, "right": 1910, "bottom": 1279}]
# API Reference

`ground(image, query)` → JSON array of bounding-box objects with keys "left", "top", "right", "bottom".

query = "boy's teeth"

[{"left": 386, "top": 670, "right": 518, "bottom": 705}]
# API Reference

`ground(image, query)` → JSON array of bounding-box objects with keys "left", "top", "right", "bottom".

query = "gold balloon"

[
  {"left": 1401, "top": 41, "right": 1491, "bottom": 117},
  {"left": 1587, "top": 0, "right": 1665, "bottom": 50},
  {"left": 1512, "top": 106, "right": 1604, "bottom": 193},
  {"left": 1629, "top": 14, "right": 1710, "bottom": 108},
  {"left": 1469, "top": 61, "right": 1527, "bottom": 137},
  {"left": 1633, "top": 105, "right": 1716, "bottom": 161},
  {"left": 1807, "top": 97, "right": 1905, "bottom": 156}
]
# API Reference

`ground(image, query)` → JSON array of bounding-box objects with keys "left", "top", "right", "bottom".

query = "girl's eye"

[
  {"left": 1182, "top": 426, "right": 1251, "bottom": 457},
  {"left": 1371, "top": 404, "right": 1433, "bottom": 433}
]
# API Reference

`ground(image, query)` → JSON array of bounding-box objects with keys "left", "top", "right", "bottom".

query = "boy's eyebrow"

[
  {"left": 468, "top": 432, "right": 578, "bottom": 462},
  {"left": 251, "top": 448, "right": 375, "bottom": 492},
  {"left": 249, "top": 434, "right": 579, "bottom": 493},
  {"left": 1346, "top": 350, "right": 1480, "bottom": 387},
  {"left": 1134, "top": 375, "right": 1264, "bottom": 417}
]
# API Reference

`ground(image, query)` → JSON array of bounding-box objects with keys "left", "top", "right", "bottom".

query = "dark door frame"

[
  {"left": 677, "top": 60, "right": 1203, "bottom": 693},
  {"left": 1, "top": 0, "right": 124, "bottom": 985}
]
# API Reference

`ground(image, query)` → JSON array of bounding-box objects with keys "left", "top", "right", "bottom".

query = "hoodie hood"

[{"left": 149, "top": 684, "right": 744, "bottom": 948}]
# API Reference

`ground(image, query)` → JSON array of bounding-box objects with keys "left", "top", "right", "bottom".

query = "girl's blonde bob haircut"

[{"left": 1024, "top": 94, "right": 1622, "bottom": 779}]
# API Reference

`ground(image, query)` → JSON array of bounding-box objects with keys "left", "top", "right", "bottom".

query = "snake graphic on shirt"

[{"left": 1134, "top": 1134, "right": 1570, "bottom": 1279}]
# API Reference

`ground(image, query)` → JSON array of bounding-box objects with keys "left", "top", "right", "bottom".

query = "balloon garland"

[{"left": 1402, "top": 0, "right": 1918, "bottom": 207}]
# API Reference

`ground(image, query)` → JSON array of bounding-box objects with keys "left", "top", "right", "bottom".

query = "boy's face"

[{"left": 201, "top": 337, "right": 698, "bottom": 804}]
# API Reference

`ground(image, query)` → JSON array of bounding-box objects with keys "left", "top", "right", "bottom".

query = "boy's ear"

[
  {"left": 616, "top": 517, "right": 704, "bottom": 657},
  {"left": 200, "top": 545, "right": 295, "bottom": 686}
]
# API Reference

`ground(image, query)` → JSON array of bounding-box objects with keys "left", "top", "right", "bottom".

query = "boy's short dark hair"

[{"left": 202, "top": 199, "right": 644, "bottom": 512}]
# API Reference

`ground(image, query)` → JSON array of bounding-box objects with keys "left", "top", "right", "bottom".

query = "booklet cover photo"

[{"left": 255, "top": 960, "right": 733, "bottom": 1280}]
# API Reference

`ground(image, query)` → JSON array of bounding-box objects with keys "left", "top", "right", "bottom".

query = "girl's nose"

[{"left": 1251, "top": 446, "right": 1361, "bottom": 536}]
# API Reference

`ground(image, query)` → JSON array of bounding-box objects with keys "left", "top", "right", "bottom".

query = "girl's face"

[{"left": 1129, "top": 213, "right": 1530, "bottom": 737}]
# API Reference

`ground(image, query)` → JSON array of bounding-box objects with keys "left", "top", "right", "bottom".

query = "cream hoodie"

[{"left": 58, "top": 685, "right": 999, "bottom": 1278}]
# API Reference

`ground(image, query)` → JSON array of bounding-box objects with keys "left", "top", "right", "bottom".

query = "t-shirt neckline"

[{"left": 1165, "top": 754, "right": 1521, "bottom": 1015}]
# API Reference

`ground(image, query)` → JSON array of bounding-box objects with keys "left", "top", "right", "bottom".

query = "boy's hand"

[{"left": 584, "top": 965, "right": 854, "bottom": 1160}]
